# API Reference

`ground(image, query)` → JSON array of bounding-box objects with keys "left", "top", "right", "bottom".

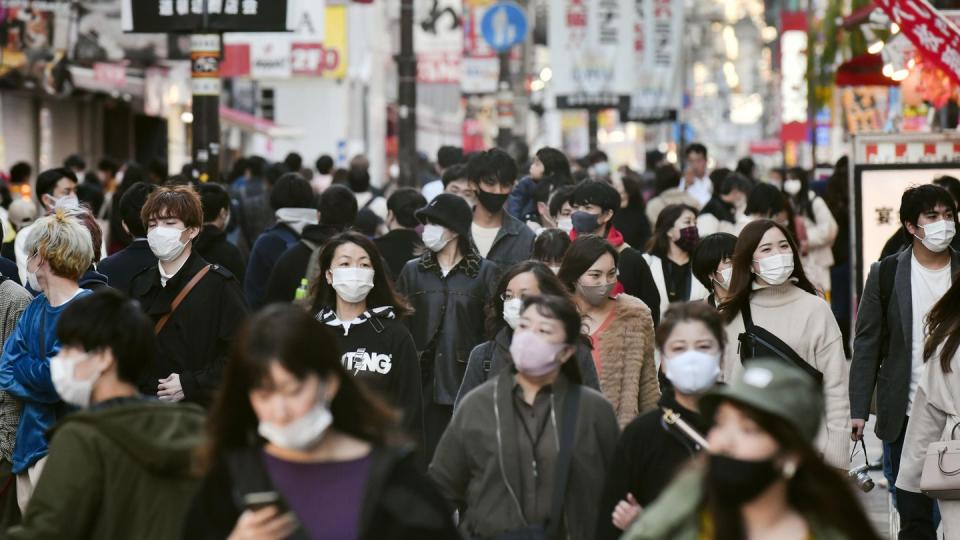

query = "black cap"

[{"left": 415, "top": 193, "right": 473, "bottom": 239}]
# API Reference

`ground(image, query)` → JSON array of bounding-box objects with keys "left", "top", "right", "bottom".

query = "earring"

[{"left": 782, "top": 461, "right": 798, "bottom": 479}]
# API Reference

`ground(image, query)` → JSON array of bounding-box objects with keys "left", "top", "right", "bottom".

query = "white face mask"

[
  {"left": 330, "top": 267, "right": 375, "bottom": 303},
  {"left": 557, "top": 217, "right": 573, "bottom": 233},
  {"left": 503, "top": 298, "right": 523, "bottom": 330},
  {"left": 147, "top": 226, "right": 189, "bottom": 261},
  {"left": 664, "top": 349, "right": 721, "bottom": 394},
  {"left": 783, "top": 179, "right": 803, "bottom": 196},
  {"left": 422, "top": 224, "right": 452, "bottom": 252},
  {"left": 258, "top": 397, "right": 333, "bottom": 451},
  {"left": 549, "top": 265, "right": 561, "bottom": 275},
  {"left": 47, "top": 193, "right": 79, "bottom": 210},
  {"left": 754, "top": 253, "right": 795, "bottom": 286},
  {"left": 50, "top": 352, "right": 99, "bottom": 408},
  {"left": 714, "top": 267, "right": 733, "bottom": 290},
  {"left": 916, "top": 220, "right": 956, "bottom": 253}
]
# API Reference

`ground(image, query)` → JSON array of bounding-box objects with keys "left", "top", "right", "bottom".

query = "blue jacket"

[
  {"left": 506, "top": 176, "right": 538, "bottom": 221},
  {"left": 243, "top": 223, "right": 299, "bottom": 309},
  {"left": 0, "top": 290, "right": 93, "bottom": 473}
]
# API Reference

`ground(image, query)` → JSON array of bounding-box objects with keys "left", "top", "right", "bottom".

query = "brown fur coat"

[{"left": 595, "top": 293, "right": 659, "bottom": 427}]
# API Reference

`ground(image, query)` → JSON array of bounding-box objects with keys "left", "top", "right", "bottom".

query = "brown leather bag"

[{"left": 154, "top": 265, "right": 212, "bottom": 335}]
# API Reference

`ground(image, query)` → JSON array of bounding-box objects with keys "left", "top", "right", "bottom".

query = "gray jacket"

[
  {"left": 851, "top": 247, "right": 960, "bottom": 441},
  {"left": 485, "top": 213, "right": 537, "bottom": 271},
  {"left": 454, "top": 327, "right": 601, "bottom": 409}
]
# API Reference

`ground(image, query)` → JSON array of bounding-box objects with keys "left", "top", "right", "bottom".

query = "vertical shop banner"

[
  {"left": 549, "top": 0, "right": 634, "bottom": 110},
  {"left": 780, "top": 11, "right": 808, "bottom": 155},
  {"left": 876, "top": 0, "right": 960, "bottom": 85},
  {"left": 462, "top": 2, "right": 500, "bottom": 94},
  {"left": 415, "top": 0, "right": 462, "bottom": 84},
  {"left": 629, "top": 0, "right": 683, "bottom": 122}
]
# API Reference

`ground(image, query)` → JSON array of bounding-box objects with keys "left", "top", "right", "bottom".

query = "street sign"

[
  {"left": 480, "top": 2, "right": 527, "bottom": 52},
  {"left": 122, "top": 0, "right": 293, "bottom": 33}
]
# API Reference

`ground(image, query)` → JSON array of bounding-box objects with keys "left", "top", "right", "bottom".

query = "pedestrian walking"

[
  {"left": 182, "top": 305, "right": 458, "bottom": 539},
  {"left": 395, "top": 193, "right": 498, "bottom": 460},
  {"left": 851, "top": 183, "right": 959, "bottom": 534},
  {"left": 783, "top": 167, "right": 838, "bottom": 294},
  {"left": 311, "top": 231, "right": 423, "bottom": 439},
  {"left": 429, "top": 294, "right": 619, "bottom": 539},
  {"left": 721, "top": 219, "right": 850, "bottom": 469},
  {"left": 243, "top": 172, "right": 316, "bottom": 309},
  {"left": 558, "top": 235, "right": 659, "bottom": 426},
  {"left": 467, "top": 149, "right": 536, "bottom": 270},
  {"left": 691, "top": 232, "right": 738, "bottom": 308},
  {"left": 8, "top": 289, "right": 205, "bottom": 539},
  {"left": 374, "top": 188, "right": 426, "bottom": 280},
  {"left": 531, "top": 228, "right": 571, "bottom": 273},
  {"left": 643, "top": 204, "right": 709, "bottom": 316},
  {"left": 130, "top": 186, "right": 248, "bottom": 407},
  {"left": 621, "top": 360, "right": 879, "bottom": 540},
  {"left": 0, "top": 209, "right": 94, "bottom": 511},
  {"left": 195, "top": 183, "right": 245, "bottom": 282},
  {"left": 0, "top": 273, "right": 32, "bottom": 528},
  {"left": 98, "top": 183, "right": 157, "bottom": 295},
  {"left": 14, "top": 168, "right": 79, "bottom": 284},
  {"left": 455, "top": 261, "right": 600, "bottom": 408},
  {"left": 597, "top": 302, "right": 723, "bottom": 539}
]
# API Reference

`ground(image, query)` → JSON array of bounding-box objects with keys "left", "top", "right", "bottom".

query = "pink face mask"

[{"left": 509, "top": 330, "right": 566, "bottom": 377}]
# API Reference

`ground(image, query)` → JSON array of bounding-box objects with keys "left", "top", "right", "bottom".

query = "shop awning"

[
  {"left": 219, "top": 106, "right": 303, "bottom": 138},
  {"left": 835, "top": 53, "right": 898, "bottom": 87}
]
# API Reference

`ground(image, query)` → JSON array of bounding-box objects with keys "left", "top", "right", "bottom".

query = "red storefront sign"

[{"left": 876, "top": 0, "right": 960, "bottom": 85}]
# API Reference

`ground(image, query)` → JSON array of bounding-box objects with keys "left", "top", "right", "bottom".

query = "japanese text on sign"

[{"left": 876, "top": 0, "right": 960, "bottom": 84}]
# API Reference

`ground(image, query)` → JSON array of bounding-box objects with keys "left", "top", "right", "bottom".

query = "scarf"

[{"left": 275, "top": 208, "right": 319, "bottom": 235}]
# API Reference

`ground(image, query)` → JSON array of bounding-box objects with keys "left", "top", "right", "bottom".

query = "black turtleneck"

[{"left": 596, "top": 391, "right": 709, "bottom": 540}]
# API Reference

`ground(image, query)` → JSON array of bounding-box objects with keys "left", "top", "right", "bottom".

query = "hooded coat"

[{"left": 8, "top": 399, "right": 205, "bottom": 539}]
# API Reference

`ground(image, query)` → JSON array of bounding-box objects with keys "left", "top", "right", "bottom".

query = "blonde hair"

[{"left": 24, "top": 207, "right": 94, "bottom": 281}]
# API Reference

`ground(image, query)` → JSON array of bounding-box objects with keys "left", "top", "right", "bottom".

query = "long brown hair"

[
  {"left": 704, "top": 402, "right": 880, "bottom": 540},
  {"left": 200, "top": 304, "right": 401, "bottom": 471},
  {"left": 923, "top": 271, "right": 960, "bottom": 373},
  {"left": 719, "top": 219, "right": 818, "bottom": 323}
]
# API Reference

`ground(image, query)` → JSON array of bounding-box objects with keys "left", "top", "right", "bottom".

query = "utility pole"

[
  {"left": 588, "top": 109, "right": 598, "bottom": 152},
  {"left": 496, "top": 50, "right": 513, "bottom": 149},
  {"left": 397, "top": 0, "right": 418, "bottom": 188},
  {"left": 191, "top": 0, "right": 220, "bottom": 182}
]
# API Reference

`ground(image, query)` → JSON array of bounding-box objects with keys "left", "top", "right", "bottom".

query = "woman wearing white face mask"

[
  {"left": 455, "top": 261, "right": 600, "bottom": 409},
  {"left": 598, "top": 302, "right": 725, "bottom": 538},
  {"left": 396, "top": 193, "right": 499, "bottom": 462},
  {"left": 430, "top": 295, "right": 619, "bottom": 540},
  {"left": 558, "top": 235, "right": 659, "bottom": 426},
  {"left": 782, "top": 167, "right": 838, "bottom": 296},
  {"left": 310, "top": 232, "right": 423, "bottom": 440},
  {"left": 9, "top": 289, "right": 205, "bottom": 539},
  {"left": 691, "top": 232, "right": 738, "bottom": 308},
  {"left": 719, "top": 220, "right": 850, "bottom": 469},
  {"left": 183, "top": 305, "right": 458, "bottom": 540}
]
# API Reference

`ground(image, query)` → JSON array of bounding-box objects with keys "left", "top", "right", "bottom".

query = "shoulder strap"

[
  {"left": 155, "top": 265, "right": 212, "bottom": 335},
  {"left": 360, "top": 195, "right": 378, "bottom": 211},
  {"left": 481, "top": 342, "right": 496, "bottom": 373},
  {"left": 546, "top": 385, "right": 581, "bottom": 539},
  {"left": 878, "top": 254, "right": 898, "bottom": 358},
  {"left": 738, "top": 300, "right": 823, "bottom": 384}
]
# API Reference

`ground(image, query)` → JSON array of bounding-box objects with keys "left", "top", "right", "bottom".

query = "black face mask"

[
  {"left": 571, "top": 211, "right": 601, "bottom": 234},
  {"left": 675, "top": 225, "right": 700, "bottom": 252},
  {"left": 477, "top": 190, "right": 509, "bottom": 213},
  {"left": 706, "top": 453, "right": 781, "bottom": 505}
]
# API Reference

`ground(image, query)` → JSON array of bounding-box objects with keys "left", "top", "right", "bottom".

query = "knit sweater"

[
  {"left": 723, "top": 282, "right": 850, "bottom": 468},
  {"left": 595, "top": 293, "right": 660, "bottom": 427}
]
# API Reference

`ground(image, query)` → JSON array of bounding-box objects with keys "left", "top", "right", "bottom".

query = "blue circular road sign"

[{"left": 480, "top": 1, "right": 528, "bottom": 53}]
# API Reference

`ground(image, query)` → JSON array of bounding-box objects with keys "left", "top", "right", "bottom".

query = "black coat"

[
  {"left": 396, "top": 250, "right": 498, "bottom": 405},
  {"left": 618, "top": 247, "right": 662, "bottom": 326},
  {"left": 194, "top": 225, "right": 246, "bottom": 283},
  {"left": 264, "top": 223, "right": 343, "bottom": 304},
  {"left": 374, "top": 229, "right": 423, "bottom": 280},
  {"left": 130, "top": 252, "right": 248, "bottom": 406},
  {"left": 595, "top": 392, "right": 709, "bottom": 540},
  {"left": 612, "top": 205, "right": 651, "bottom": 251},
  {"left": 99, "top": 240, "right": 157, "bottom": 295},
  {"left": 182, "top": 445, "right": 458, "bottom": 540}
]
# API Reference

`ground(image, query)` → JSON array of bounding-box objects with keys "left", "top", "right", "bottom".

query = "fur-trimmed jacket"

[{"left": 594, "top": 293, "right": 659, "bottom": 426}]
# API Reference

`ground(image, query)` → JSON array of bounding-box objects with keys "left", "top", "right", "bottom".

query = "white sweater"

[{"left": 723, "top": 282, "right": 851, "bottom": 468}]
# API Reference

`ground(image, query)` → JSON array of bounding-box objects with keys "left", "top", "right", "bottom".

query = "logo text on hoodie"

[{"left": 342, "top": 348, "right": 393, "bottom": 375}]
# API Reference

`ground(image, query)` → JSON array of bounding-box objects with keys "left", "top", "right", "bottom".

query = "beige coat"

[
  {"left": 799, "top": 194, "right": 838, "bottom": 294},
  {"left": 645, "top": 188, "right": 701, "bottom": 228},
  {"left": 723, "top": 282, "right": 850, "bottom": 468},
  {"left": 897, "top": 350, "right": 960, "bottom": 538},
  {"left": 595, "top": 294, "right": 660, "bottom": 427}
]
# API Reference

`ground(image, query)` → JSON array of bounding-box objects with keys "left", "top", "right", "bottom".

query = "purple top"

[{"left": 262, "top": 451, "right": 373, "bottom": 539}]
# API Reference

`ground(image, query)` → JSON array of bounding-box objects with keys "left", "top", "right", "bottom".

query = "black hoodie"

[
  {"left": 265, "top": 223, "right": 343, "bottom": 304},
  {"left": 194, "top": 224, "right": 246, "bottom": 283},
  {"left": 317, "top": 306, "right": 423, "bottom": 439}
]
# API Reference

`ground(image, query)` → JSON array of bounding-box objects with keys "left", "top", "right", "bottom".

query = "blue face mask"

[{"left": 571, "top": 211, "right": 601, "bottom": 234}]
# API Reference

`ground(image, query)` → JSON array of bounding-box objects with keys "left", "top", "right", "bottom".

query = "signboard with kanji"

[
  {"left": 875, "top": 0, "right": 960, "bottom": 85},
  {"left": 122, "top": 0, "right": 293, "bottom": 33}
]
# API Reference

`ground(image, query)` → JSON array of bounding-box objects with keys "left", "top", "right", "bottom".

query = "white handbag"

[{"left": 920, "top": 422, "right": 960, "bottom": 500}]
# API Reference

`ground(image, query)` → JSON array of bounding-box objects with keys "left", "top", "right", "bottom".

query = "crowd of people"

[{"left": 0, "top": 143, "right": 950, "bottom": 539}]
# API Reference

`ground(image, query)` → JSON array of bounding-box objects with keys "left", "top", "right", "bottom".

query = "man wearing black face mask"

[{"left": 467, "top": 149, "right": 536, "bottom": 270}]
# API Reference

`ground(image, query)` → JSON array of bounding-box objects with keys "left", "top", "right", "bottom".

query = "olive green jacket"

[{"left": 621, "top": 465, "right": 851, "bottom": 540}]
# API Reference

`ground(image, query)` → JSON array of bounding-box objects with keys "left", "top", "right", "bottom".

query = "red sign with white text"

[{"left": 876, "top": 0, "right": 960, "bottom": 85}]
